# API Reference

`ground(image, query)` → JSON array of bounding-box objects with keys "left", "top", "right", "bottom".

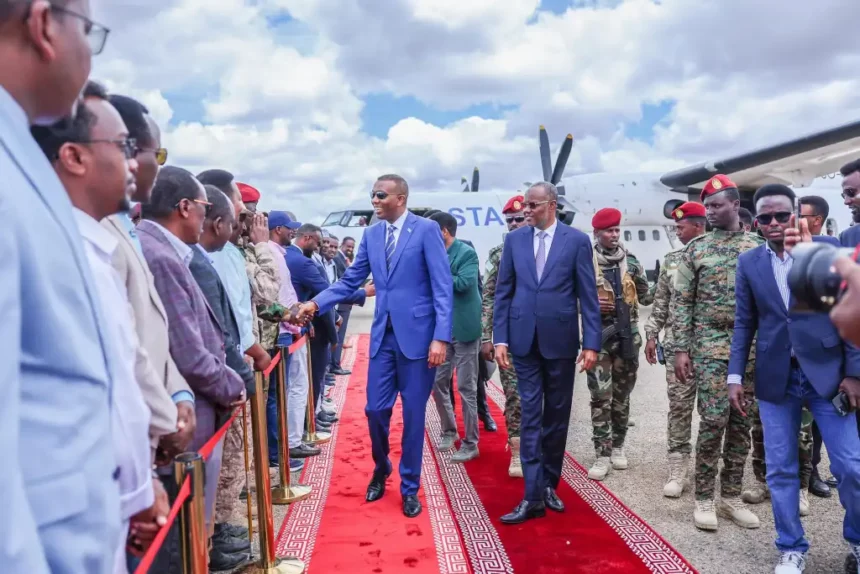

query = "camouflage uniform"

[
  {"left": 674, "top": 230, "right": 764, "bottom": 501},
  {"left": 482, "top": 242, "right": 520, "bottom": 438},
  {"left": 586, "top": 247, "right": 653, "bottom": 457},
  {"left": 644, "top": 250, "right": 697, "bottom": 455}
]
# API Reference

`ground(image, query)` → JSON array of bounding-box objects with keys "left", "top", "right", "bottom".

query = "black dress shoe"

[
  {"left": 214, "top": 522, "right": 248, "bottom": 540},
  {"left": 332, "top": 367, "right": 352, "bottom": 376},
  {"left": 809, "top": 470, "right": 833, "bottom": 498},
  {"left": 544, "top": 487, "right": 565, "bottom": 512},
  {"left": 209, "top": 547, "right": 251, "bottom": 572},
  {"left": 314, "top": 419, "right": 332, "bottom": 432},
  {"left": 318, "top": 411, "right": 339, "bottom": 423},
  {"left": 289, "top": 443, "right": 322, "bottom": 458},
  {"left": 403, "top": 494, "right": 422, "bottom": 518},
  {"left": 211, "top": 530, "right": 251, "bottom": 553},
  {"left": 826, "top": 476, "right": 838, "bottom": 488},
  {"left": 366, "top": 471, "right": 390, "bottom": 502},
  {"left": 482, "top": 414, "right": 498, "bottom": 432},
  {"left": 500, "top": 500, "right": 546, "bottom": 524}
]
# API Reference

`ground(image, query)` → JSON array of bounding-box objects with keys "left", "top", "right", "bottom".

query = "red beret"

[
  {"left": 592, "top": 207, "right": 622, "bottom": 230},
  {"left": 671, "top": 202, "right": 706, "bottom": 221},
  {"left": 700, "top": 174, "right": 737, "bottom": 202},
  {"left": 502, "top": 195, "right": 524, "bottom": 214},
  {"left": 237, "top": 182, "right": 261, "bottom": 203}
]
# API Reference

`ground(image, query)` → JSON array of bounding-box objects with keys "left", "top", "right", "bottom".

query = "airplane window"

[
  {"left": 624, "top": 231, "right": 632, "bottom": 242},
  {"left": 321, "top": 211, "right": 345, "bottom": 227},
  {"left": 652, "top": 230, "right": 660, "bottom": 241},
  {"left": 638, "top": 230, "right": 646, "bottom": 241}
]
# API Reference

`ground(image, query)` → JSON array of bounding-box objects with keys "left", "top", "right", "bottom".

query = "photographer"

[{"left": 733, "top": 185, "right": 860, "bottom": 573}]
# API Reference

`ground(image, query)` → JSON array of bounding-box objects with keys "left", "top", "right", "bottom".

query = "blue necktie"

[{"left": 386, "top": 225, "right": 397, "bottom": 270}]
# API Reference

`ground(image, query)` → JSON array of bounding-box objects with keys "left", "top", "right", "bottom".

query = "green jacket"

[{"left": 447, "top": 239, "right": 482, "bottom": 343}]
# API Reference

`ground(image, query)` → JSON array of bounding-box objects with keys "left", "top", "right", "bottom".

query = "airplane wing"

[{"left": 659, "top": 119, "right": 860, "bottom": 192}]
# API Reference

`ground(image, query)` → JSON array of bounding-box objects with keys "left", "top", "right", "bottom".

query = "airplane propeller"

[
  {"left": 461, "top": 176, "right": 469, "bottom": 192},
  {"left": 471, "top": 167, "right": 480, "bottom": 192},
  {"left": 539, "top": 126, "right": 553, "bottom": 182}
]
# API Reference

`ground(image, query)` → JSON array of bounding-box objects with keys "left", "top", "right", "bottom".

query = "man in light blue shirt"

[{"left": 0, "top": 2, "right": 121, "bottom": 572}]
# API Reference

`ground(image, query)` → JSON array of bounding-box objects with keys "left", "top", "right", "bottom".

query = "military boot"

[
  {"left": 693, "top": 499, "right": 718, "bottom": 531},
  {"left": 588, "top": 457, "right": 612, "bottom": 481},
  {"left": 717, "top": 496, "right": 761, "bottom": 529},
  {"left": 610, "top": 447, "right": 628, "bottom": 470},
  {"left": 663, "top": 452, "right": 688, "bottom": 498},
  {"left": 508, "top": 437, "right": 523, "bottom": 478}
]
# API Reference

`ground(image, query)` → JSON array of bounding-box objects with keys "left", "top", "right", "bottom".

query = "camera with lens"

[{"left": 787, "top": 242, "right": 859, "bottom": 312}]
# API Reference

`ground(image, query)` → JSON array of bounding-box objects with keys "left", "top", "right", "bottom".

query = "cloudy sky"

[{"left": 92, "top": 0, "right": 860, "bottom": 222}]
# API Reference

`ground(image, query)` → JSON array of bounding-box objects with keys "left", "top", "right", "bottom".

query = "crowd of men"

[{"left": 3, "top": 2, "right": 860, "bottom": 574}]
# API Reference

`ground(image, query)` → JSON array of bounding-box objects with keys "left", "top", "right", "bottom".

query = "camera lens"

[{"left": 787, "top": 242, "right": 855, "bottom": 312}]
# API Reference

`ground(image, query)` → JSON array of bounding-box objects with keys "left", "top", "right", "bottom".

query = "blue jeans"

[
  {"left": 267, "top": 333, "right": 293, "bottom": 464},
  {"left": 759, "top": 367, "right": 860, "bottom": 552}
]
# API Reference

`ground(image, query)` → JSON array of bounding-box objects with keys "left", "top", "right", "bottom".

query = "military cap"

[
  {"left": 502, "top": 195, "right": 524, "bottom": 214},
  {"left": 237, "top": 182, "right": 261, "bottom": 203},
  {"left": 671, "top": 202, "right": 706, "bottom": 221},
  {"left": 592, "top": 207, "right": 622, "bottom": 230},
  {"left": 700, "top": 174, "right": 737, "bottom": 202}
]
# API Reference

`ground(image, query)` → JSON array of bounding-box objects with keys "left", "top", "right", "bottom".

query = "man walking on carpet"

[
  {"left": 297, "top": 174, "right": 453, "bottom": 518},
  {"left": 493, "top": 181, "right": 601, "bottom": 524}
]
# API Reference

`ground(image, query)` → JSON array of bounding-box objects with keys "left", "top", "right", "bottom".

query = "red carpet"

[{"left": 278, "top": 335, "right": 696, "bottom": 574}]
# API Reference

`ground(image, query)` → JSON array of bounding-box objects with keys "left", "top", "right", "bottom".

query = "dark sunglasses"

[
  {"left": 371, "top": 191, "right": 404, "bottom": 201},
  {"left": 754, "top": 211, "right": 792, "bottom": 226},
  {"left": 506, "top": 216, "right": 525, "bottom": 224},
  {"left": 524, "top": 200, "right": 550, "bottom": 210}
]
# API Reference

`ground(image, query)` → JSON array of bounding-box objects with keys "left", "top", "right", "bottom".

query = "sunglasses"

[
  {"left": 506, "top": 216, "right": 525, "bottom": 224},
  {"left": 524, "top": 200, "right": 551, "bottom": 210},
  {"left": 137, "top": 146, "right": 168, "bottom": 166},
  {"left": 371, "top": 191, "right": 404, "bottom": 201},
  {"left": 754, "top": 211, "right": 792, "bottom": 225}
]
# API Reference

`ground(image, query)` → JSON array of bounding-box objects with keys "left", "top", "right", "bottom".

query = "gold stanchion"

[
  {"left": 272, "top": 348, "right": 312, "bottom": 505},
  {"left": 175, "top": 452, "right": 208, "bottom": 574},
  {"left": 302, "top": 342, "right": 331, "bottom": 445},
  {"left": 239, "top": 373, "right": 305, "bottom": 574},
  {"left": 241, "top": 403, "right": 254, "bottom": 541}
]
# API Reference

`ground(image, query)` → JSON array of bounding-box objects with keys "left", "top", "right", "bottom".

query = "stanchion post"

[
  {"left": 241, "top": 403, "right": 254, "bottom": 542},
  {"left": 239, "top": 372, "right": 305, "bottom": 574},
  {"left": 272, "top": 347, "right": 312, "bottom": 505},
  {"left": 175, "top": 452, "right": 208, "bottom": 574},
  {"left": 303, "top": 342, "right": 331, "bottom": 445}
]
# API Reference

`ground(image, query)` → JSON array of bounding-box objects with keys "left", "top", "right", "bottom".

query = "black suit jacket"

[{"left": 189, "top": 247, "right": 255, "bottom": 394}]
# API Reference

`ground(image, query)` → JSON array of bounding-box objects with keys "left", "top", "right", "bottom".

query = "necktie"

[
  {"left": 535, "top": 231, "right": 547, "bottom": 280},
  {"left": 386, "top": 225, "right": 397, "bottom": 270}
]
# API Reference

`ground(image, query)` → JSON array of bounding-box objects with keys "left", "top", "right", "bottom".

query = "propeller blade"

[
  {"left": 461, "top": 176, "right": 467, "bottom": 184},
  {"left": 471, "top": 167, "right": 479, "bottom": 192},
  {"left": 556, "top": 184, "right": 566, "bottom": 196},
  {"left": 551, "top": 134, "right": 573, "bottom": 185},
  {"left": 539, "top": 126, "right": 552, "bottom": 182}
]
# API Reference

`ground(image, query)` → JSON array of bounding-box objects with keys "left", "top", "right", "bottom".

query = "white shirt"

[
  {"left": 533, "top": 219, "right": 558, "bottom": 259},
  {"left": 386, "top": 210, "right": 410, "bottom": 248},
  {"left": 324, "top": 258, "right": 336, "bottom": 283},
  {"left": 147, "top": 219, "right": 193, "bottom": 267},
  {"left": 72, "top": 210, "right": 153, "bottom": 541}
]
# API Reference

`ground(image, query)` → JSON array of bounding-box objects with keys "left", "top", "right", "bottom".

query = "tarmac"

[{"left": 232, "top": 303, "right": 853, "bottom": 574}]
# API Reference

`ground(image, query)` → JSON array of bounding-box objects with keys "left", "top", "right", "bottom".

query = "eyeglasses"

[
  {"left": 524, "top": 200, "right": 550, "bottom": 210},
  {"left": 505, "top": 216, "right": 525, "bottom": 224},
  {"left": 136, "top": 146, "right": 168, "bottom": 166},
  {"left": 754, "top": 211, "right": 792, "bottom": 225},
  {"left": 174, "top": 198, "right": 212, "bottom": 215},
  {"left": 48, "top": 5, "right": 111, "bottom": 56},
  {"left": 82, "top": 137, "right": 137, "bottom": 159}
]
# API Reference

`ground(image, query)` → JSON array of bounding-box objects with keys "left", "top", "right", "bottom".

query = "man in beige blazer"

[{"left": 103, "top": 95, "right": 195, "bottom": 462}]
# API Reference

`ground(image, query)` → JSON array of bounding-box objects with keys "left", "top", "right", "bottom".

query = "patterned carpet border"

[{"left": 486, "top": 381, "right": 697, "bottom": 574}]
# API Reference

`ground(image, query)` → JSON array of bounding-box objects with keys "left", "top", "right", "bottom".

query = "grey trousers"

[{"left": 432, "top": 338, "right": 480, "bottom": 449}]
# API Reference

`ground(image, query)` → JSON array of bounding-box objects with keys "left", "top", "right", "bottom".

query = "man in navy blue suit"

[
  {"left": 493, "top": 181, "right": 601, "bottom": 524},
  {"left": 728, "top": 183, "right": 860, "bottom": 574},
  {"left": 298, "top": 174, "right": 453, "bottom": 518}
]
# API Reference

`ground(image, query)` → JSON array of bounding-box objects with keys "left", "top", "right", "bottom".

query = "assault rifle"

[{"left": 600, "top": 266, "right": 636, "bottom": 360}]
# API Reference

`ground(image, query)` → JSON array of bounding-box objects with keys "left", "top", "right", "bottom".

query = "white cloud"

[{"left": 89, "top": 0, "right": 860, "bottom": 222}]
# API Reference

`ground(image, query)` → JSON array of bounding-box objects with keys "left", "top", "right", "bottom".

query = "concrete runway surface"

[{"left": 242, "top": 302, "right": 853, "bottom": 574}]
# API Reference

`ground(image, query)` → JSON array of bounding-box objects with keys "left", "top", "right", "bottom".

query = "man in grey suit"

[
  {"left": 0, "top": 2, "right": 121, "bottom": 573},
  {"left": 330, "top": 235, "right": 354, "bottom": 375}
]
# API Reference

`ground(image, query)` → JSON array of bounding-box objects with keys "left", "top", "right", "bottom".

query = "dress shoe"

[
  {"left": 403, "top": 494, "right": 422, "bottom": 517},
  {"left": 482, "top": 414, "right": 498, "bottom": 432},
  {"left": 211, "top": 529, "right": 251, "bottom": 553},
  {"left": 289, "top": 443, "right": 321, "bottom": 458},
  {"left": 332, "top": 367, "right": 351, "bottom": 376},
  {"left": 826, "top": 476, "right": 838, "bottom": 488},
  {"left": 500, "top": 500, "right": 546, "bottom": 525},
  {"left": 289, "top": 458, "right": 305, "bottom": 472},
  {"left": 214, "top": 522, "right": 248, "bottom": 540},
  {"left": 809, "top": 470, "right": 832, "bottom": 498},
  {"left": 318, "top": 411, "right": 339, "bottom": 423},
  {"left": 314, "top": 419, "right": 332, "bottom": 432},
  {"left": 544, "top": 487, "right": 564, "bottom": 512},
  {"left": 366, "top": 471, "right": 390, "bottom": 502},
  {"left": 209, "top": 547, "right": 251, "bottom": 572}
]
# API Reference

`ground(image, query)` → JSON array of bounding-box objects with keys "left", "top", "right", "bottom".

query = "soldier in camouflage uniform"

[
  {"left": 643, "top": 202, "right": 707, "bottom": 498},
  {"left": 481, "top": 195, "right": 529, "bottom": 477},
  {"left": 586, "top": 208, "right": 653, "bottom": 481},
  {"left": 673, "top": 174, "right": 762, "bottom": 532}
]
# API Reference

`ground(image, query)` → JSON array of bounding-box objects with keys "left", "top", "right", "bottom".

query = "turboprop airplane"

[{"left": 320, "top": 121, "right": 860, "bottom": 279}]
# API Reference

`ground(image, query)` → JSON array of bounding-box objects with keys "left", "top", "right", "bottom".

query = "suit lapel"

[
  {"left": 387, "top": 212, "right": 417, "bottom": 278},
  {"left": 107, "top": 216, "right": 170, "bottom": 324},
  {"left": 754, "top": 247, "right": 787, "bottom": 315},
  {"left": 539, "top": 224, "right": 569, "bottom": 286}
]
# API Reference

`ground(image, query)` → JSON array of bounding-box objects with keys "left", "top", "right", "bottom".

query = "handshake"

[{"left": 284, "top": 302, "right": 318, "bottom": 326}]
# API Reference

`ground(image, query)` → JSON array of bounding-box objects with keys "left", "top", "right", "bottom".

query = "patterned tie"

[
  {"left": 535, "top": 230, "right": 547, "bottom": 280},
  {"left": 386, "top": 225, "right": 397, "bottom": 270}
]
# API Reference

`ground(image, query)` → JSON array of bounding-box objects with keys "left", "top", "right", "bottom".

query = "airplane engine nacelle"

[{"left": 663, "top": 199, "right": 684, "bottom": 219}]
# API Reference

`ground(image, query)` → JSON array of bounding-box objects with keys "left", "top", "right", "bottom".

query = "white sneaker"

[
  {"left": 610, "top": 447, "right": 628, "bottom": 470},
  {"left": 774, "top": 551, "right": 806, "bottom": 573},
  {"left": 717, "top": 496, "right": 761, "bottom": 529},
  {"left": 798, "top": 490, "right": 810, "bottom": 517},
  {"left": 694, "top": 499, "right": 718, "bottom": 531},
  {"left": 588, "top": 457, "right": 612, "bottom": 481}
]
